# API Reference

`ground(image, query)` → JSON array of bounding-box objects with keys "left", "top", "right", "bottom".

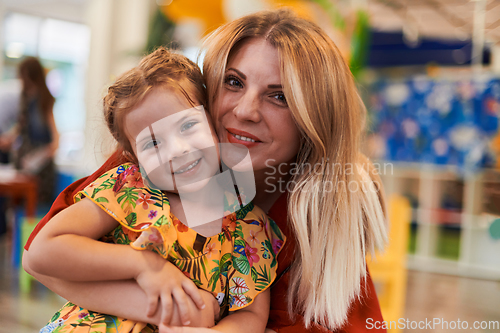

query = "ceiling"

[{"left": 367, "top": 0, "right": 500, "bottom": 44}]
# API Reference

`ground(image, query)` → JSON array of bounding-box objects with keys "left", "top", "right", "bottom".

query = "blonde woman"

[{"left": 24, "top": 9, "right": 388, "bottom": 332}]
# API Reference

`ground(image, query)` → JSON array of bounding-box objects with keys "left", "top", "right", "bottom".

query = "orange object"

[
  {"left": 367, "top": 195, "right": 412, "bottom": 333},
  {"left": 160, "top": 0, "right": 225, "bottom": 34},
  {"left": 491, "top": 132, "right": 500, "bottom": 169}
]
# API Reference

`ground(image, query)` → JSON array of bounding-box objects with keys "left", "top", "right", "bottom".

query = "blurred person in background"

[
  {"left": 0, "top": 80, "right": 21, "bottom": 236},
  {"left": 2, "top": 57, "right": 59, "bottom": 205},
  {"left": 0, "top": 79, "right": 21, "bottom": 164}
]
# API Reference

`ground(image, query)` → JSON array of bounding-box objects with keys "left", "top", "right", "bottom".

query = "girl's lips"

[
  {"left": 226, "top": 128, "right": 261, "bottom": 148},
  {"left": 173, "top": 158, "right": 202, "bottom": 175}
]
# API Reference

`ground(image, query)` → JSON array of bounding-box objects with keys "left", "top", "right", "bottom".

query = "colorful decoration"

[
  {"left": 159, "top": 0, "right": 225, "bottom": 34},
  {"left": 367, "top": 77, "right": 500, "bottom": 172},
  {"left": 489, "top": 218, "right": 500, "bottom": 240},
  {"left": 155, "top": 0, "right": 371, "bottom": 75}
]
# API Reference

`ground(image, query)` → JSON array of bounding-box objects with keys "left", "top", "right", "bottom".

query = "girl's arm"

[
  {"left": 28, "top": 197, "right": 160, "bottom": 281},
  {"left": 23, "top": 250, "right": 219, "bottom": 327},
  {"left": 27, "top": 197, "right": 205, "bottom": 325}
]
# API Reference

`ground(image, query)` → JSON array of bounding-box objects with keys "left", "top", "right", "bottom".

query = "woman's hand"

[
  {"left": 135, "top": 258, "right": 206, "bottom": 326},
  {"left": 161, "top": 289, "right": 270, "bottom": 333},
  {"left": 158, "top": 326, "right": 277, "bottom": 333}
]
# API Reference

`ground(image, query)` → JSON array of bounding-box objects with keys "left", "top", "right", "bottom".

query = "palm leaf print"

[
  {"left": 144, "top": 187, "right": 167, "bottom": 208},
  {"left": 236, "top": 202, "right": 254, "bottom": 220},
  {"left": 117, "top": 187, "right": 139, "bottom": 212},
  {"left": 255, "top": 265, "right": 271, "bottom": 292}
]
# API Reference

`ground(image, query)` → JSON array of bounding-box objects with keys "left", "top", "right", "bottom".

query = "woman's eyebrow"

[
  {"left": 268, "top": 84, "right": 282, "bottom": 89},
  {"left": 226, "top": 67, "right": 246, "bottom": 80}
]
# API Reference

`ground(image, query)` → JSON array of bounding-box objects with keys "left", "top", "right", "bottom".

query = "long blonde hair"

[{"left": 202, "top": 9, "right": 388, "bottom": 330}]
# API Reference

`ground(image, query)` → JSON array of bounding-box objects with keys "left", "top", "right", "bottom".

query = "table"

[{"left": 0, "top": 166, "right": 38, "bottom": 218}]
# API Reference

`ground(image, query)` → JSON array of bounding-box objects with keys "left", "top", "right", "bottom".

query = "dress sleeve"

[
  {"left": 226, "top": 203, "right": 286, "bottom": 311},
  {"left": 74, "top": 163, "right": 177, "bottom": 258},
  {"left": 24, "top": 149, "right": 126, "bottom": 251}
]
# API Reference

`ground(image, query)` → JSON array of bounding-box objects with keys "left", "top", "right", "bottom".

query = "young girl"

[{"left": 30, "top": 48, "right": 285, "bottom": 333}]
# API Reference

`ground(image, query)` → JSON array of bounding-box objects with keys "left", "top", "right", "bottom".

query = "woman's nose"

[{"left": 233, "top": 91, "right": 261, "bottom": 123}]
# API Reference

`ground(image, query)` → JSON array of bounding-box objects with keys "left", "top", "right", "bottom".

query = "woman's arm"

[{"left": 160, "top": 289, "right": 271, "bottom": 333}]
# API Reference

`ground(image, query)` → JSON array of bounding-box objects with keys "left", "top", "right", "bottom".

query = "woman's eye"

[
  {"left": 272, "top": 93, "right": 288, "bottom": 106},
  {"left": 181, "top": 121, "right": 198, "bottom": 132},
  {"left": 143, "top": 140, "right": 159, "bottom": 150},
  {"left": 224, "top": 75, "right": 243, "bottom": 89}
]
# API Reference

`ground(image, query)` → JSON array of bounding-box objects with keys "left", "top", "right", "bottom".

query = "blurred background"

[{"left": 0, "top": 0, "right": 499, "bottom": 332}]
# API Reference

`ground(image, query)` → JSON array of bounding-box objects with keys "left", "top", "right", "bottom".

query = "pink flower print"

[
  {"left": 246, "top": 230, "right": 259, "bottom": 246},
  {"left": 173, "top": 217, "right": 189, "bottom": 233},
  {"left": 136, "top": 193, "right": 154, "bottom": 210},
  {"left": 244, "top": 244, "right": 260, "bottom": 267},
  {"left": 122, "top": 226, "right": 140, "bottom": 242},
  {"left": 112, "top": 174, "right": 127, "bottom": 193},
  {"left": 147, "top": 228, "right": 163, "bottom": 244},
  {"left": 78, "top": 312, "right": 88, "bottom": 319},
  {"left": 123, "top": 165, "right": 139, "bottom": 177},
  {"left": 272, "top": 239, "right": 284, "bottom": 254},
  {"left": 148, "top": 210, "right": 157, "bottom": 220},
  {"left": 127, "top": 171, "right": 144, "bottom": 188},
  {"left": 222, "top": 214, "right": 237, "bottom": 232},
  {"left": 204, "top": 242, "right": 218, "bottom": 259}
]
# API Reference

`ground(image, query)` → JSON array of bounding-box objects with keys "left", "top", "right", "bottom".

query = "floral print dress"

[{"left": 40, "top": 164, "right": 286, "bottom": 333}]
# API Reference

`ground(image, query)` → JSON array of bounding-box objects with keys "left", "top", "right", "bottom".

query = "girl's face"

[
  {"left": 125, "top": 87, "right": 219, "bottom": 193},
  {"left": 214, "top": 38, "right": 301, "bottom": 176}
]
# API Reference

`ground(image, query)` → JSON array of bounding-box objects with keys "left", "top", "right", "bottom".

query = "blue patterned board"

[{"left": 367, "top": 77, "right": 500, "bottom": 172}]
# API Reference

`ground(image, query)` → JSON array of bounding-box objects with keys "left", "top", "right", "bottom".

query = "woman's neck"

[{"left": 252, "top": 168, "right": 291, "bottom": 213}]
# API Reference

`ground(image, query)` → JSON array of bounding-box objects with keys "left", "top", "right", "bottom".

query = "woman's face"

[{"left": 214, "top": 38, "right": 301, "bottom": 176}]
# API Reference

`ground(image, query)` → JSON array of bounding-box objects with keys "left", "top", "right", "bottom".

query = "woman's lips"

[{"left": 226, "top": 128, "right": 261, "bottom": 148}]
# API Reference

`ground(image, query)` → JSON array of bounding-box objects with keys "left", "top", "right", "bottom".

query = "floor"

[{"left": 1, "top": 233, "right": 499, "bottom": 333}]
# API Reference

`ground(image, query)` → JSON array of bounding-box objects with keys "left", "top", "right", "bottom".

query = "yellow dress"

[{"left": 40, "top": 163, "right": 286, "bottom": 333}]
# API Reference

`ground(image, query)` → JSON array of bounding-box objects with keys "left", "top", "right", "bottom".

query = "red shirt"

[{"left": 25, "top": 151, "right": 386, "bottom": 332}]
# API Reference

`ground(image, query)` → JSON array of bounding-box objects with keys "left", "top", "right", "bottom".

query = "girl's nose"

[
  {"left": 233, "top": 91, "right": 261, "bottom": 123},
  {"left": 163, "top": 135, "right": 190, "bottom": 164}
]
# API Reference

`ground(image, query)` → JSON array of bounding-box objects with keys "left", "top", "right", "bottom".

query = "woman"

[
  {"left": 23, "top": 9, "right": 387, "bottom": 332},
  {"left": 16, "top": 57, "right": 59, "bottom": 203}
]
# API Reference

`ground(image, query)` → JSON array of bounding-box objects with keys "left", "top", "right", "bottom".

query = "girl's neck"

[{"left": 167, "top": 177, "right": 225, "bottom": 237}]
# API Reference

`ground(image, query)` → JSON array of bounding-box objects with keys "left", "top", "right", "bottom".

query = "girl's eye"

[
  {"left": 181, "top": 121, "right": 198, "bottom": 132},
  {"left": 224, "top": 75, "right": 243, "bottom": 89},
  {"left": 272, "top": 93, "right": 288, "bottom": 106},
  {"left": 143, "top": 140, "right": 159, "bottom": 151}
]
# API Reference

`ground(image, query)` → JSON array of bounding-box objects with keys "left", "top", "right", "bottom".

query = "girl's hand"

[{"left": 135, "top": 258, "right": 206, "bottom": 326}]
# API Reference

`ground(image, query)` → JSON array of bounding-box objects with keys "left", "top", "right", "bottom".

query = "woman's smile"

[{"left": 225, "top": 127, "right": 262, "bottom": 148}]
